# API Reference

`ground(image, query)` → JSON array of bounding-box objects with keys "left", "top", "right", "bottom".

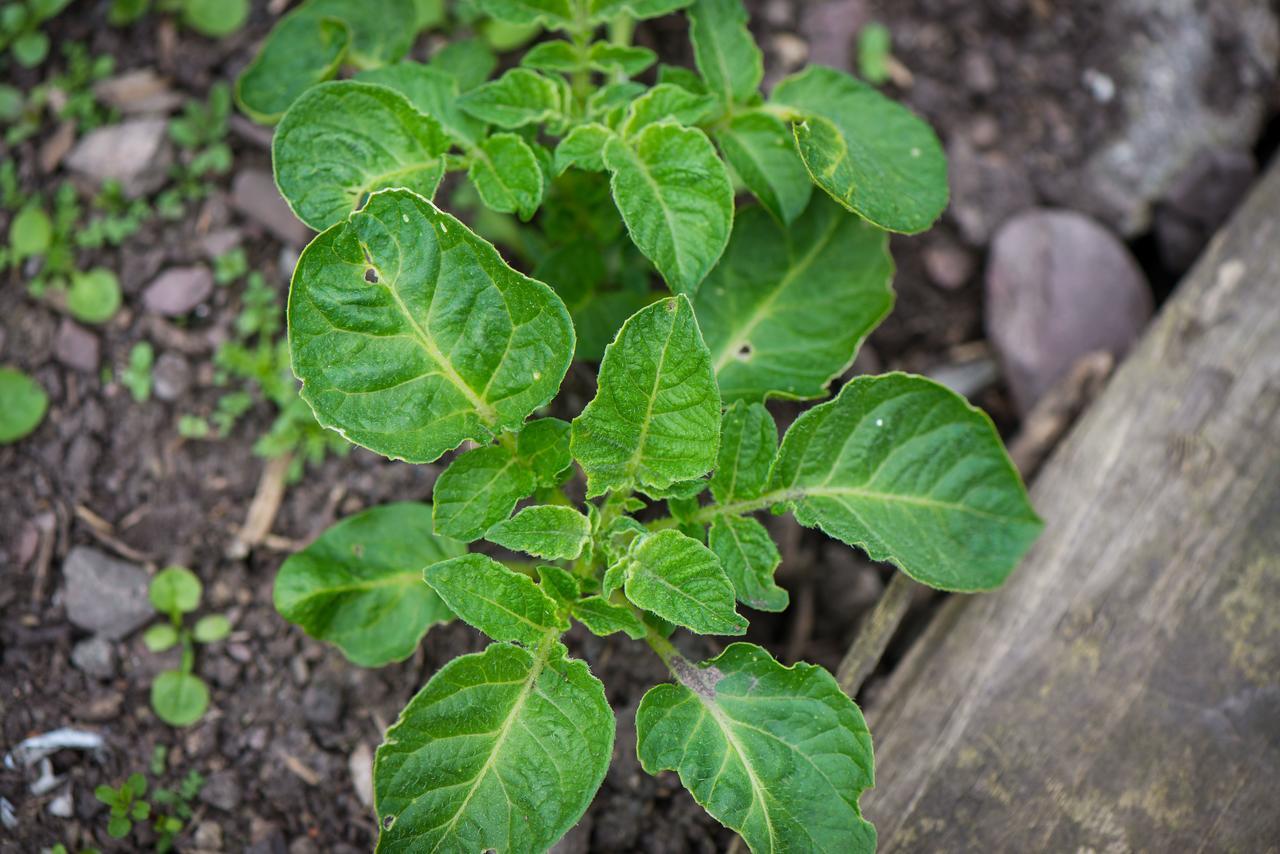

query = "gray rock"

[
  {"left": 71, "top": 636, "right": 117, "bottom": 680},
  {"left": 193, "top": 820, "right": 224, "bottom": 851},
  {"left": 143, "top": 266, "right": 213, "bottom": 316},
  {"left": 65, "top": 118, "right": 173, "bottom": 198},
  {"left": 1154, "top": 147, "right": 1256, "bottom": 273},
  {"left": 948, "top": 138, "right": 1037, "bottom": 246},
  {"left": 152, "top": 351, "right": 192, "bottom": 401},
  {"left": 986, "top": 209, "right": 1152, "bottom": 413},
  {"left": 232, "top": 169, "right": 311, "bottom": 247},
  {"left": 54, "top": 319, "right": 100, "bottom": 373},
  {"left": 63, "top": 547, "right": 154, "bottom": 640},
  {"left": 93, "top": 69, "right": 183, "bottom": 115},
  {"left": 288, "top": 839, "right": 321, "bottom": 854},
  {"left": 302, "top": 679, "right": 343, "bottom": 727},
  {"left": 199, "top": 770, "right": 241, "bottom": 812},
  {"left": 199, "top": 227, "right": 243, "bottom": 260}
]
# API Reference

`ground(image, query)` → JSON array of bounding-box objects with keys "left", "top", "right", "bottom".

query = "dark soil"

[{"left": 2, "top": 1, "right": 1267, "bottom": 852}]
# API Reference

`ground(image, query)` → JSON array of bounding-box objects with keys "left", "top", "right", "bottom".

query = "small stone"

[
  {"left": 349, "top": 743, "right": 374, "bottom": 809},
  {"left": 1154, "top": 147, "right": 1256, "bottom": 273},
  {"left": 66, "top": 118, "right": 173, "bottom": 198},
  {"left": 302, "top": 679, "right": 344, "bottom": 727},
  {"left": 922, "top": 239, "right": 976, "bottom": 290},
  {"left": 199, "top": 228, "right": 243, "bottom": 260},
  {"left": 770, "top": 33, "right": 809, "bottom": 73},
  {"left": 48, "top": 789, "right": 73, "bottom": 818},
  {"left": 71, "top": 636, "right": 117, "bottom": 680},
  {"left": 143, "top": 266, "right": 214, "bottom": 316},
  {"left": 94, "top": 69, "right": 183, "bottom": 115},
  {"left": 962, "top": 51, "right": 998, "bottom": 95},
  {"left": 288, "top": 839, "right": 320, "bottom": 854},
  {"left": 54, "top": 319, "right": 100, "bottom": 373},
  {"left": 74, "top": 691, "right": 124, "bottom": 722},
  {"left": 193, "top": 820, "right": 224, "bottom": 851},
  {"left": 63, "top": 546, "right": 154, "bottom": 640},
  {"left": 232, "top": 170, "right": 311, "bottom": 246},
  {"left": 986, "top": 209, "right": 1152, "bottom": 413},
  {"left": 968, "top": 114, "right": 1000, "bottom": 149},
  {"left": 948, "top": 138, "right": 1037, "bottom": 246},
  {"left": 152, "top": 352, "right": 192, "bottom": 402},
  {"left": 199, "top": 770, "right": 242, "bottom": 812}
]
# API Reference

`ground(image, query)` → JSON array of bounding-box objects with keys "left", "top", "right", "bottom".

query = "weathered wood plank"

[{"left": 863, "top": 161, "right": 1280, "bottom": 852}]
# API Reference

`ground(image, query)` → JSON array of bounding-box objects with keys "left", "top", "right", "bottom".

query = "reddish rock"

[
  {"left": 143, "top": 266, "right": 213, "bottom": 316},
  {"left": 54, "top": 319, "right": 100, "bottom": 373}
]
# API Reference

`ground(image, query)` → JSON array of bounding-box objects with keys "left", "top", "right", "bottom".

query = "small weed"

[{"left": 142, "top": 566, "right": 231, "bottom": 727}]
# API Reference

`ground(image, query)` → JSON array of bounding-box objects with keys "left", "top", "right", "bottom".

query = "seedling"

[
  {"left": 2, "top": 42, "right": 116, "bottom": 143},
  {"left": 93, "top": 772, "right": 150, "bottom": 841},
  {"left": 255, "top": 0, "right": 1041, "bottom": 850},
  {"left": 109, "top": 0, "right": 248, "bottom": 38},
  {"left": 141, "top": 566, "right": 231, "bottom": 727},
  {"left": 169, "top": 82, "right": 233, "bottom": 180},
  {"left": 0, "top": 366, "right": 48, "bottom": 443},
  {"left": 92, "top": 763, "right": 204, "bottom": 852},
  {"left": 120, "top": 341, "right": 155, "bottom": 403},
  {"left": 0, "top": 0, "right": 72, "bottom": 68}
]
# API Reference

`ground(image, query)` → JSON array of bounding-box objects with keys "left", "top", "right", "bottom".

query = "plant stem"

[{"left": 835, "top": 571, "right": 918, "bottom": 697}]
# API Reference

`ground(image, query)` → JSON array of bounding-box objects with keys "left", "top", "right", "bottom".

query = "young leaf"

[
  {"left": 476, "top": 0, "right": 574, "bottom": 30},
  {"left": 192, "top": 614, "right": 232, "bottom": 643},
  {"left": 0, "top": 368, "right": 48, "bottom": 444},
  {"left": 521, "top": 39, "right": 582, "bottom": 72},
  {"left": 637, "top": 643, "right": 876, "bottom": 852},
  {"left": 273, "top": 81, "right": 450, "bottom": 231},
  {"left": 554, "top": 123, "right": 614, "bottom": 174},
  {"left": 274, "top": 503, "right": 462, "bottom": 667},
  {"left": 694, "top": 196, "right": 892, "bottom": 402},
  {"left": 604, "top": 122, "right": 733, "bottom": 296},
  {"left": 428, "top": 38, "right": 497, "bottom": 91},
  {"left": 143, "top": 623, "right": 179, "bottom": 652},
  {"left": 573, "top": 595, "right": 648, "bottom": 640},
  {"left": 302, "top": 0, "right": 419, "bottom": 68},
  {"left": 355, "top": 62, "right": 485, "bottom": 147},
  {"left": 432, "top": 444, "right": 537, "bottom": 542},
  {"left": 769, "top": 374, "right": 1043, "bottom": 590},
  {"left": 468, "top": 132, "right": 545, "bottom": 219},
  {"left": 150, "top": 566, "right": 202, "bottom": 614},
  {"left": 715, "top": 111, "right": 812, "bottom": 225},
  {"left": 66, "top": 269, "right": 122, "bottom": 325},
  {"left": 516, "top": 417, "right": 573, "bottom": 486},
  {"left": 588, "top": 0, "right": 693, "bottom": 22},
  {"left": 459, "top": 68, "right": 562, "bottom": 129},
  {"left": 289, "top": 189, "right": 573, "bottom": 464},
  {"left": 709, "top": 515, "right": 786, "bottom": 611},
  {"left": 9, "top": 202, "right": 52, "bottom": 258},
  {"left": 374, "top": 643, "right": 613, "bottom": 852},
  {"left": 620, "top": 84, "right": 717, "bottom": 137},
  {"left": 619, "top": 530, "right": 746, "bottom": 636},
  {"left": 537, "top": 564, "right": 580, "bottom": 605},
  {"left": 686, "top": 0, "right": 762, "bottom": 106},
  {"left": 571, "top": 296, "right": 721, "bottom": 497},
  {"left": 710, "top": 401, "right": 776, "bottom": 505},
  {"left": 234, "top": 14, "right": 351, "bottom": 124},
  {"left": 772, "top": 65, "right": 948, "bottom": 234},
  {"left": 151, "top": 671, "right": 210, "bottom": 728},
  {"left": 424, "top": 554, "right": 565, "bottom": 645},
  {"left": 486, "top": 505, "right": 591, "bottom": 560},
  {"left": 588, "top": 43, "right": 658, "bottom": 76}
]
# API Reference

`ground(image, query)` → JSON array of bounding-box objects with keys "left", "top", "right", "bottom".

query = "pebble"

[
  {"left": 54, "top": 319, "right": 100, "bottom": 373},
  {"left": 986, "top": 209, "right": 1152, "bottom": 413},
  {"left": 63, "top": 546, "right": 155, "bottom": 640},
  {"left": 193, "top": 820, "right": 224, "bottom": 851},
  {"left": 152, "top": 351, "right": 192, "bottom": 401},
  {"left": 93, "top": 69, "right": 183, "bottom": 115},
  {"left": 232, "top": 169, "right": 311, "bottom": 247},
  {"left": 200, "top": 227, "right": 243, "bottom": 260},
  {"left": 288, "top": 839, "right": 320, "bottom": 854},
  {"left": 143, "top": 266, "right": 214, "bottom": 316},
  {"left": 1154, "top": 147, "right": 1256, "bottom": 273},
  {"left": 922, "top": 238, "right": 976, "bottom": 290},
  {"left": 349, "top": 743, "right": 374, "bottom": 809},
  {"left": 947, "top": 138, "right": 1037, "bottom": 246},
  {"left": 199, "top": 770, "right": 242, "bottom": 812},
  {"left": 71, "top": 636, "right": 117, "bottom": 680},
  {"left": 302, "top": 679, "right": 344, "bottom": 727},
  {"left": 74, "top": 691, "right": 124, "bottom": 722},
  {"left": 65, "top": 118, "right": 173, "bottom": 198}
]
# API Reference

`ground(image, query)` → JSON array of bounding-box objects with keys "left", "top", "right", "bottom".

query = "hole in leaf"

[
  {"left": 365, "top": 268, "right": 379, "bottom": 284},
  {"left": 382, "top": 815, "right": 395, "bottom": 830},
  {"left": 735, "top": 343, "right": 753, "bottom": 361}
]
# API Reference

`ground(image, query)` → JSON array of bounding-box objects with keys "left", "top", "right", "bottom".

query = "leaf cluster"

[
  {"left": 142, "top": 566, "right": 231, "bottom": 727},
  {"left": 108, "top": 0, "right": 248, "bottom": 38},
  {"left": 0, "top": 0, "right": 72, "bottom": 69},
  {"left": 93, "top": 765, "right": 204, "bottom": 852}
]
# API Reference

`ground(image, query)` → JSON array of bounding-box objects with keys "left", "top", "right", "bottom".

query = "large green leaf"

[
  {"left": 636, "top": 643, "right": 876, "bottom": 853},
  {"left": 571, "top": 296, "right": 721, "bottom": 497},
  {"left": 288, "top": 189, "right": 573, "bottom": 464},
  {"left": 301, "top": 0, "right": 419, "bottom": 68},
  {"left": 517, "top": 417, "right": 572, "bottom": 486},
  {"left": 769, "top": 374, "right": 1043, "bottom": 590},
  {"left": 468, "top": 132, "right": 545, "bottom": 219},
  {"left": 273, "top": 81, "right": 450, "bottom": 231},
  {"left": 486, "top": 505, "right": 591, "bottom": 560},
  {"left": 709, "top": 401, "right": 776, "bottom": 506},
  {"left": 694, "top": 197, "right": 892, "bottom": 403},
  {"left": 554, "top": 123, "right": 613, "bottom": 174},
  {"left": 459, "top": 68, "right": 563, "bottom": 129},
  {"left": 620, "top": 84, "right": 716, "bottom": 137},
  {"left": 274, "top": 503, "right": 462, "bottom": 667},
  {"left": 772, "top": 65, "right": 948, "bottom": 235},
  {"left": 604, "top": 121, "right": 733, "bottom": 297},
  {"left": 616, "top": 530, "right": 746, "bottom": 635},
  {"left": 715, "top": 111, "right": 812, "bottom": 226},
  {"left": 686, "top": 0, "right": 761, "bottom": 106},
  {"left": 375, "top": 642, "right": 613, "bottom": 853},
  {"left": 709, "top": 515, "right": 786, "bottom": 612},
  {"left": 424, "top": 554, "right": 565, "bottom": 645},
  {"left": 432, "top": 443, "right": 536, "bottom": 542},
  {"left": 356, "top": 62, "right": 486, "bottom": 147},
  {"left": 234, "top": 13, "right": 350, "bottom": 124}
]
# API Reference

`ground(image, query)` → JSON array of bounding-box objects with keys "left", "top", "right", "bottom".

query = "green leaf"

[
  {"left": 151, "top": 671, "right": 210, "bottom": 727},
  {"left": 432, "top": 444, "right": 537, "bottom": 541},
  {"left": 150, "top": 566, "right": 202, "bottom": 614},
  {"left": 274, "top": 503, "right": 462, "bottom": 666},
  {"left": 142, "top": 623, "right": 179, "bottom": 652},
  {"left": 573, "top": 595, "right": 647, "bottom": 639},
  {"left": 604, "top": 122, "right": 733, "bottom": 296},
  {"left": 517, "top": 417, "right": 572, "bottom": 486},
  {"left": 374, "top": 643, "right": 613, "bottom": 852},
  {"left": 192, "top": 614, "right": 232, "bottom": 643},
  {"left": 554, "top": 123, "right": 613, "bottom": 174},
  {"left": 429, "top": 38, "right": 496, "bottom": 91},
  {"left": 588, "top": 0, "right": 693, "bottom": 22},
  {"left": 657, "top": 63, "right": 708, "bottom": 94},
  {"left": 636, "top": 643, "right": 876, "bottom": 853},
  {"left": 769, "top": 374, "right": 1043, "bottom": 590},
  {"left": 476, "top": 0, "right": 573, "bottom": 30},
  {"left": 468, "top": 132, "right": 544, "bottom": 219},
  {"left": 273, "top": 81, "right": 449, "bottom": 231},
  {"left": 687, "top": 0, "right": 761, "bottom": 106},
  {"left": 694, "top": 196, "right": 892, "bottom": 402},
  {"left": 356, "top": 62, "right": 485, "bottom": 148},
  {"left": 588, "top": 43, "right": 658, "bottom": 76},
  {"left": 12, "top": 31, "right": 50, "bottom": 68},
  {"left": 709, "top": 515, "right": 786, "bottom": 611},
  {"left": 182, "top": 0, "right": 249, "bottom": 36},
  {"left": 66, "top": 268, "right": 122, "bottom": 325},
  {"left": 0, "top": 368, "right": 48, "bottom": 444},
  {"left": 715, "top": 111, "right": 812, "bottom": 225},
  {"left": 620, "top": 83, "right": 717, "bottom": 137},
  {"left": 537, "top": 564, "right": 579, "bottom": 605},
  {"left": 772, "top": 65, "right": 948, "bottom": 234},
  {"left": 588, "top": 80, "right": 645, "bottom": 126},
  {"left": 9, "top": 202, "right": 51, "bottom": 259},
  {"left": 459, "top": 68, "right": 562, "bottom": 129},
  {"left": 521, "top": 39, "right": 582, "bottom": 72},
  {"left": 234, "top": 14, "right": 351, "bottom": 124},
  {"left": 301, "top": 0, "right": 418, "bottom": 68},
  {"left": 486, "top": 505, "right": 591, "bottom": 560},
  {"left": 107, "top": 814, "right": 132, "bottom": 838},
  {"left": 288, "top": 189, "right": 573, "bottom": 463},
  {"left": 710, "top": 401, "right": 776, "bottom": 505},
  {"left": 571, "top": 296, "right": 721, "bottom": 497},
  {"left": 424, "top": 554, "right": 564, "bottom": 645},
  {"left": 617, "top": 530, "right": 746, "bottom": 635}
]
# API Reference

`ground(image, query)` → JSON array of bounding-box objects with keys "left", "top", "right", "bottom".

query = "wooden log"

[{"left": 862, "top": 162, "right": 1280, "bottom": 851}]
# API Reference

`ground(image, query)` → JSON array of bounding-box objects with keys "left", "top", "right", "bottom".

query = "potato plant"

[{"left": 253, "top": 0, "right": 1042, "bottom": 850}]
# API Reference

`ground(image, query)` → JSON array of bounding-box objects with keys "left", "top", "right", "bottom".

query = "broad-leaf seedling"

[
  {"left": 142, "top": 566, "right": 231, "bottom": 727},
  {"left": 250, "top": 0, "right": 1043, "bottom": 850}
]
